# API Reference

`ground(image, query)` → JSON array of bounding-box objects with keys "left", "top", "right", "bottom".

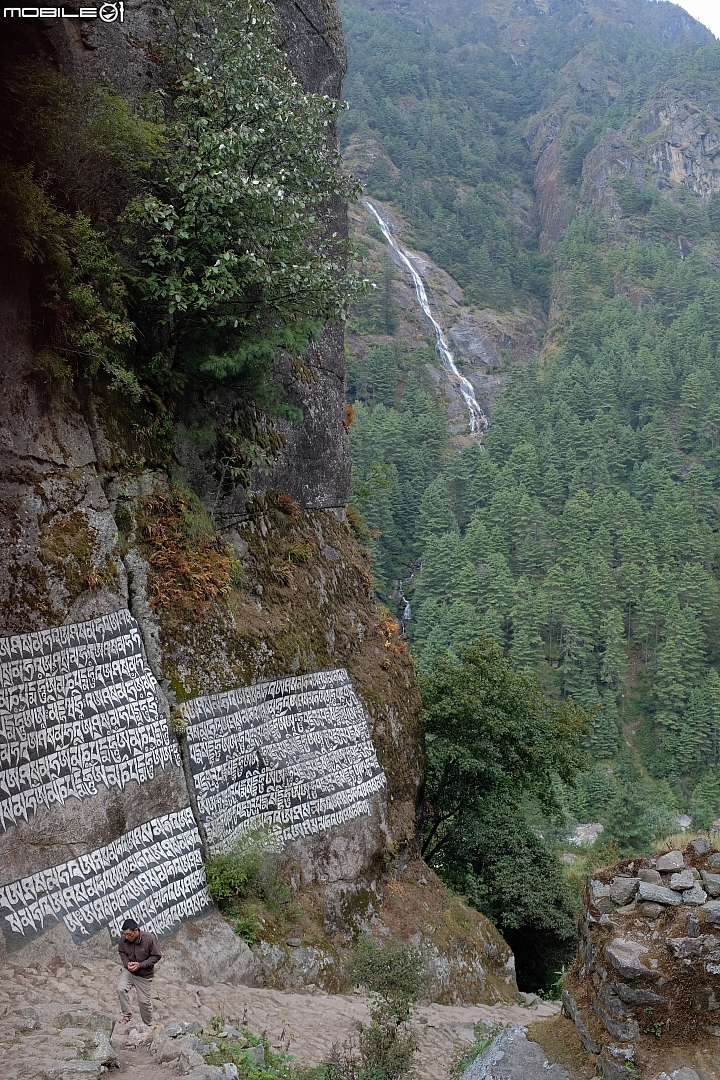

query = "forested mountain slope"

[{"left": 340, "top": 0, "right": 720, "bottom": 852}]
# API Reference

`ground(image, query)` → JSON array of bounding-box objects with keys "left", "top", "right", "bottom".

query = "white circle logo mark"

[{"left": 99, "top": 2, "right": 119, "bottom": 20}]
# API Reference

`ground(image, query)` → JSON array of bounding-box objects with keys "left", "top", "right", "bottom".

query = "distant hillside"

[{"left": 340, "top": 0, "right": 720, "bottom": 861}]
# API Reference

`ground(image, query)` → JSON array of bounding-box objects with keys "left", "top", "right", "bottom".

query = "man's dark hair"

[{"left": 121, "top": 919, "right": 139, "bottom": 931}]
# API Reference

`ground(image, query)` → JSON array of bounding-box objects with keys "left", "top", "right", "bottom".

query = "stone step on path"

[
  {"left": 460, "top": 1026, "right": 570, "bottom": 1080},
  {"left": 0, "top": 956, "right": 560, "bottom": 1080}
]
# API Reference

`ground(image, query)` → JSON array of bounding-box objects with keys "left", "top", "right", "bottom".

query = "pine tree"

[
  {"left": 416, "top": 478, "right": 459, "bottom": 547},
  {"left": 462, "top": 512, "right": 493, "bottom": 565},
  {"left": 509, "top": 578, "right": 545, "bottom": 671},
  {"left": 676, "top": 685, "right": 711, "bottom": 774},
  {"left": 617, "top": 561, "right": 644, "bottom": 644},
  {"left": 654, "top": 602, "right": 706, "bottom": 749},
  {"left": 467, "top": 451, "right": 500, "bottom": 510},
  {"left": 690, "top": 771, "right": 720, "bottom": 830},
  {"left": 684, "top": 464, "right": 716, "bottom": 522},
  {"left": 588, "top": 691, "right": 621, "bottom": 760},
  {"left": 700, "top": 394, "right": 720, "bottom": 450},
  {"left": 541, "top": 464, "right": 565, "bottom": 513},
  {"left": 636, "top": 565, "right": 667, "bottom": 662},
  {"left": 600, "top": 608, "right": 626, "bottom": 691},
  {"left": 504, "top": 442, "right": 541, "bottom": 492},
  {"left": 560, "top": 602, "right": 596, "bottom": 705},
  {"left": 480, "top": 606, "right": 505, "bottom": 645},
  {"left": 479, "top": 552, "right": 516, "bottom": 624},
  {"left": 414, "top": 532, "right": 464, "bottom": 606},
  {"left": 454, "top": 561, "right": 481, "bottom": 607},
  {"left": 417, "top": 601, "right": 484, "bottom": 669},
  {"left": 365, "top": 344, "right": 398, "bottom": 407},
  {"left": 679, "top": 372, "right": 702, "bottom": 450}
]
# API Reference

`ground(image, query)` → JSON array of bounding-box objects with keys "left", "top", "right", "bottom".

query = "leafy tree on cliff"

[
  {"left": 1, "top": 0, "right": 358, "bottom": 458},
  {"left": 419, "top": 638, "right": 587, "bottom": 988}
]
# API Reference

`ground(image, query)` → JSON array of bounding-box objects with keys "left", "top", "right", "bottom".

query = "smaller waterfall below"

[
  {"left": 364, "top": 200, "right": 488, "bottom": 436},
  {"left": 393, "top": 579, "right": 413, "bottom": 636}
]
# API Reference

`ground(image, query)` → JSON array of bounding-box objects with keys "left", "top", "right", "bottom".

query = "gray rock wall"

[
  {"left": 564, "top": 840, "right": 720, "bottom": 1065},
  {"left": 0, "top": 609, "right": 387, "bottom": 971}
]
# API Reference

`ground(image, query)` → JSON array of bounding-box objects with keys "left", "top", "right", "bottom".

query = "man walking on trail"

[{"left": 117, "top": 918, "right": 162, "bottom": 1026}]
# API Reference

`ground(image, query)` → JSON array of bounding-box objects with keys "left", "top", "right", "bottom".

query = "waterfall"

[
  {"left": 393, "top": 579, "right": 412, "bottom": 636},
  {"left": 364, "top": 199, "right": 488, "bottom": 436}
]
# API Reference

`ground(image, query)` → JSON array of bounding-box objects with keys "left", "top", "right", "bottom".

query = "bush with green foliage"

[
  {"left": 420, "top": 639, "right": 587, "bottom": 861},
  {"left": 418, "top": 640, "right": 585, "bottom": 989},
  {"left": 330, "top": 937, "right": 423, "bottom": 1080},
  {"left": 204, "top": 828, "right": 274, "bottom": 900},
  {"left": 203, "top": 1019, "right": 323, "bottom": 1080},
  {"left": 204, "top": 828, "right": 296, "bottom": 943}
]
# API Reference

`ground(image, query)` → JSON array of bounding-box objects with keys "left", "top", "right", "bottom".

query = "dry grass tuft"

[
  {"left": 652, "top": 830, "right": 720, "bottom": 853},
  {"left": 138, "top": 490, "right": 235, "bottom": 616}
]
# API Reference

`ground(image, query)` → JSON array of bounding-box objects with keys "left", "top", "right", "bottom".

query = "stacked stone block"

[{"left": 565, "top": 839, "right": 720, "bottom": 1077}]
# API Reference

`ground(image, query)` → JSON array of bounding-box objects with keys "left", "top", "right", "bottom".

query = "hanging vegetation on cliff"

[{"left": 0, "top": 0, "right": 358, "bottom": 452}]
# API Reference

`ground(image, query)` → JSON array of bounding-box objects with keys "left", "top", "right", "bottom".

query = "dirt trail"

[{"left": 1, "top": 957, "right": 560, "bottom": 1080}]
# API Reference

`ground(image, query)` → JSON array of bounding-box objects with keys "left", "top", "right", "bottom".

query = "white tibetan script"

[
  {"left": 0, "top": 611, "right": 179, "bottom": 829},
  {"left": 182, "top": 669, "right": 386, "bottom": 852},
  {"left": 0, "top": 808, "right": 211, "bottom": 942}
]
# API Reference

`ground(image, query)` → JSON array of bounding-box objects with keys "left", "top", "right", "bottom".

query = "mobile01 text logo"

[{"left": 4, "top": 4, "right": 124, "bottom": 19}]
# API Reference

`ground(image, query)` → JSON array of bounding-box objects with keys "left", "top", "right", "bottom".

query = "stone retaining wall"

[{"left": 564, "top": 839, "right": 720, "bottom": 1076}]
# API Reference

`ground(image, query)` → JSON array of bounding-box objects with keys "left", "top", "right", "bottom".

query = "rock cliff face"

[
  {"left": 0, "top": 1, "right": 516, "bottom": 1004},
  {"left": 523, "top": 4, "right": 715, "bottom": 255}
]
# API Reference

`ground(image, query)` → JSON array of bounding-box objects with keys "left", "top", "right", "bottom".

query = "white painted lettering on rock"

[
  {"left": 0, "top": 807, "right": 212, "bottom": 943},
  {"left": 182, "top": 668, "right": 386, "bottom": 853},
  {"left": 0, "top": 612, "right": 179, "bottom": 829}
]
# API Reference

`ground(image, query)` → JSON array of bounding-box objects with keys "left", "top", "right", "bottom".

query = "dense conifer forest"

[{"left": 340, "top": 0, "right": 720, "bottom": 923}]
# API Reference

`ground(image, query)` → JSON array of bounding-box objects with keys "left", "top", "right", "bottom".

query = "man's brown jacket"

[{"left": 118, "top": 930, "right": 162, "bottom": 978}]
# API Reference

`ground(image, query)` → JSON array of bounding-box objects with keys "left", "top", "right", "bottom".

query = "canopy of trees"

[
  {"left": 420, "top": 640, "right": 586, "bottom": 989},
  {"left": 342, "top": 0, "right": 720, "bottom": 957}
]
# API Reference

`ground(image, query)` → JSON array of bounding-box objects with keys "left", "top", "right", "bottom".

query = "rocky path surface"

[{"left": 0, "top": 957, "right": 560, "bottom": 1080}]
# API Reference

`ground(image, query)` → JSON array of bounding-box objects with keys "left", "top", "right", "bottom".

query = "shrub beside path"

[{"left": 0, "top": 956, "right": 560, "bottom": 1080}]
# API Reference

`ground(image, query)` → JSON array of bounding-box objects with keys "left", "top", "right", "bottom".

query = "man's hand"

[{"left": 127, "top": 962, "right": 140, "bottom": 972}]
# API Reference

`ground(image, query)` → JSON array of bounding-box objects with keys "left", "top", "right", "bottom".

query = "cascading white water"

[
  {"left": 364, "top": 199, "right": 487, "bottom": 436},
  {"left": 393, "top": 579, "right": 412, "bottom": 636}
]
